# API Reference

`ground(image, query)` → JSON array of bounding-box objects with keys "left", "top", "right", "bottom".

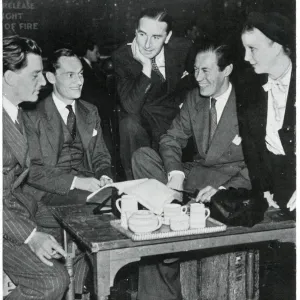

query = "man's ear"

[
  {"left": 46, "top": 72, "right": 55, "bottom": 84},
  {"left": 3, "top": 70, "right": 17, "bottom": 86},
  {"left": 165, "top": 31, "right": 173, "bottom": 44},
  {"left": 223, "top": 64, "right": 233, "bottom": 77}
]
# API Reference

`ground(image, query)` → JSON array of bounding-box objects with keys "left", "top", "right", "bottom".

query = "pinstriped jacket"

[
  {"left": 3, "top": 109, "right": 55, "bottom": 245},
  {"left": 3, "top": 109, "right": 37, "bottom": 245}
]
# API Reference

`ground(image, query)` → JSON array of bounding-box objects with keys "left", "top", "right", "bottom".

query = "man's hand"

[
  {"left": 263, "top": 191, "right": 279, "bottom": 208},
  {"left": 195, "top": 186, "right": 218, "bottom": 203},
  {"left": 74, "top": 177, "right": 101, "bottom": 192},
  {"left": 27, "top": 232, "right": 66, "bottom": 267},
  {"left": 131, "top": 37, "right": 152, "bottom": 77},
  {"left": 99, "top": 176, "right": 113, "bottom": 188},
  {"left": 287, "top": 191, "right": 296, "bottom": 211}
]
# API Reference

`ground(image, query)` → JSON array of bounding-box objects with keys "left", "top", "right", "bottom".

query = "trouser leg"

[
  {"left": 4, "top": 241, "right": 70, "bottom": 300},
  {"left": 119, "top": 115, "right": 151, "bottom": 180},
  {"left": 132, "top": 146, "right": 168, "bottom": 183}
]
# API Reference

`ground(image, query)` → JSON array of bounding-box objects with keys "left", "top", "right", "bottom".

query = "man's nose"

[
  {"left": 40, "top": 73, "right": 47, "bottom": 86},
  {"left": 195, "top": 70, "right": 204, "bottom": 81},
  {"left": 145, "top": 37, "right": 152, "bottom": 49}
]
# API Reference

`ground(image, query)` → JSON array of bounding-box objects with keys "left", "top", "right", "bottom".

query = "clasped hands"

[{"left": 264, "top": 190, "right": 296, "bottom": 211}]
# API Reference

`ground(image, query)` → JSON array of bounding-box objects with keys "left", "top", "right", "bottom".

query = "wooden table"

[{"left": 51, "top": 206, "right": 295, "bottom": 300}]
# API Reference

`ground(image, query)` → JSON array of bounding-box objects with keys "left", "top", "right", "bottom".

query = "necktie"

[
  {"left": 209, "top": 98, "right": 217, "bottom": 146},
  {"left": 263, "top": 79, "right": 288, "bottom": 121},
  {"left": 66, "top": 105, "right": 76, "bottom": 139},
  {"left": 151, "top": 58, "right": 165, "bottom": 82}
]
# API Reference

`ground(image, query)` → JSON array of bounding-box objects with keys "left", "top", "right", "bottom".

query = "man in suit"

[
  {"left": 239, "top": 12, "right": 296, "bottom": 218},
  {"left": 80, "top": 37, "right": 111, "bottom": 121},
  {"left": 113, "top": 8, "right": 194, "bottom": 179},
  {"left": 3, "top": 35, "right": 70, "bottom": 300},
  {"left": 132, "top": 41, "right": 251, "bottom": 300},
  {"left": 23, "top": 48, "right": 113, "bottom": 206}
]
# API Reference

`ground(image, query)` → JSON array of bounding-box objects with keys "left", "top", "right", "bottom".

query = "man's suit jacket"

[
  {"left": 112, "top": 37, "right": 195, "bottom": 139},
  {"left": 236, "top": 67, "right": 296, "bottom": 194},
  {"left": 23, "top": 95, "right": 112, "bottom": 197},
  {"left": 80, "top": 58, "right": 111, "bottom": 120},
  {"left": 3, "top": 110, "right": 55, "bottom": 245},
  {"left": 159, "top": 86, "right": 251, "bottom": 191}
]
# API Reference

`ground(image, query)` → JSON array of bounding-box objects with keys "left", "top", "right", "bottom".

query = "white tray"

[{"left": 110, "top": 217, "right": 227, "bottom": 241}]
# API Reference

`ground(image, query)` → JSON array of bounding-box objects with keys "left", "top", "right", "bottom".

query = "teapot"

[{"left": 128, "top": 210, "right": 162, "bottom": 234}]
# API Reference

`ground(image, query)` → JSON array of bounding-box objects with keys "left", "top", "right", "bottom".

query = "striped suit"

[{"left": 3, "top": 109, "right": 70, "bottom": 300}]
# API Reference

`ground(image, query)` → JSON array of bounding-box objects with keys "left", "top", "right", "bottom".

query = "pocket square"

[
  {"left": 181, "top": 71, "right": 189, "bottom": 79},
  {"left": 92, "top": 129, "right": 97, "bottom": 137},
  {"left": 232, "top": 135, "right": 242, "bottom": 145}
]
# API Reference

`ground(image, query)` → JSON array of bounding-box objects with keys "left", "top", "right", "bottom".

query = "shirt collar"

[
  {"left": 83, "top": 57, "right": 92, "bottom": 68},
  {"left": 3, "top": 95, "right": 19, "bottom": 123},
  {"left": 264, "top": 61, "right": 292, "bottom": 90},
  {"left": 154, "top": 47, "right": 165, "bottom": 67},
  {"left": 52, "top": 92, "right": 76, "bottom": 113},
  {"left": 214, "top": 82, "right": 232, "bottom": 103}
]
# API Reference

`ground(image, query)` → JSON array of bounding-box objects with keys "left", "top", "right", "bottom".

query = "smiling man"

[
  {"left": 132, "top": 41, "right": 251, "bottom": 300},
  {"left": 239, "top": 12, "right": 296, "bottom": 217},
  {"left": 113, "top": 8, "right": 193, "bottom": 179},
  {"left": 23, "top": 48, "right": 113, "bottom": 208}
]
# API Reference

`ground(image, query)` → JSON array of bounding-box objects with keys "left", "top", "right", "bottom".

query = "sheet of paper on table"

[{"left": 87, "top": 178, "right": 177, "bottom": 215}]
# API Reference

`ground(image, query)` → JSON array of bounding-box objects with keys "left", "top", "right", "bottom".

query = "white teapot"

[{"left": 128, "top": 210, "right": 162, "bottom": 234}]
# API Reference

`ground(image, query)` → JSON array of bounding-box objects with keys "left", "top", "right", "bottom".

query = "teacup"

[
  {"left": 189, "top": 203, "right": 210, "bottom": 229},
  {"left": 163, "top": 203, "right": 187, "bottom": 225},
  {"left": 170, "top": 214, "right": 190, "bottom": 231},
  {"left": 116, "top": 195, "right": 138, "bottom": 229}
]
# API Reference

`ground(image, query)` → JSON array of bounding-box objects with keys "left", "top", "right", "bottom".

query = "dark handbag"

[{"left": 209, "top": 188, "right": 268, "bottom": 227}]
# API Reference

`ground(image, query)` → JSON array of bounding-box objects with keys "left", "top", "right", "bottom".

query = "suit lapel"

[
  {"left": 40, "top": 95, "right": 65, "bottom": 156},
  {"left": 192, "top": 94, "right": 210, "bottom": 157},
  {"left": 165, "top": 46, "right": 183, "bottom": 93},
  {"left": 206, "top": 88, "right": 239, "bottom": 162},
  {"left": 76, "top": 101, "right": 94, "bottom": 150}
]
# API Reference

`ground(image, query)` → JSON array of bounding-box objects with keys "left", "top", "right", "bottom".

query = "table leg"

[{"left": 93, "top": 251, "right": 111, "bottom": 300}]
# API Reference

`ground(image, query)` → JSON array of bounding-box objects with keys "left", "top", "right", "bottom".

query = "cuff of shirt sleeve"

[
  {"left": 167, "top": 171, "right": 185, "bottom": 190},
  {"left": 70, "top": 176, "right": 77, "bottom": 190},
  {"left": 24, "top": 228, "right": 37, "bottom": 244}
]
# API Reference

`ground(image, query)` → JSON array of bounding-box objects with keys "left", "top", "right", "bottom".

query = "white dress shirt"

[
  {"left": 52, "top": 92, "right": 76, "bottom": 124},
  {"left": 168, "top": 83, "right": 232, "bottom": 189},
  {"left": 263, "top": 62, "right": 292, "bottom": 155},
  {"left": 3, "top": 95, "right": 19, "bottom": 123},
  {"left": 210, "top": 82, "right": 232, "bottom": 123}
]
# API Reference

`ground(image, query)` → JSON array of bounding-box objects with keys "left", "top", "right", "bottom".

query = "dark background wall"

[{"left": 3, "top": 0, "right": 295, "bottom": 57}]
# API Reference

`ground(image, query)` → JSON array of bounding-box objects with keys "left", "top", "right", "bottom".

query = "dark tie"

[
  {"left": 66, "top": 105, "right": 76, "bottom": 139},
  {"left": 151, "top": 58, "right": 165, "bottom": 82},
  {"left": 209, "top": 98, "right": 217, "bottom": 145}
]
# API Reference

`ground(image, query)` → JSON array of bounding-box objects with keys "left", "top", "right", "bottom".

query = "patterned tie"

[
  {"left": 209, "top": 98, "right": 217, "bottom": 145},
  {"left": 151, "top": 57, "right": 165, "bottom": 82},
  {"left": 66, "top": 105, "right": 76, "bottom": 139}
]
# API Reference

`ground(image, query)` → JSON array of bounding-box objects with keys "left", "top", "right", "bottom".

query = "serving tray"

[{"left": 110, "top": 217, "right": 226, "bottom": 241}]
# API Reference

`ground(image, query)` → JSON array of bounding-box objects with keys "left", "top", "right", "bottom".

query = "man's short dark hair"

[
  {"left": 137, "top": 8, "right": 172, "bottom": 33},
  {"left": 3, "top": 35, "right": 42, "bottom": 75},
  {"left": 83, "top": 37, "right": 97, "bottom": 54},
  {"left": 48, "top": 48, "right": 78, "bottom": 73},
  {"left": 195, "top": 41, "right": 233, "bottom": 71}
]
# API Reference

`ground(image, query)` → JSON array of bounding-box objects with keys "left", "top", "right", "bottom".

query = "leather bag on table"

[{"left": 208, "top": 188, "right": 268, "bottom": 227}]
